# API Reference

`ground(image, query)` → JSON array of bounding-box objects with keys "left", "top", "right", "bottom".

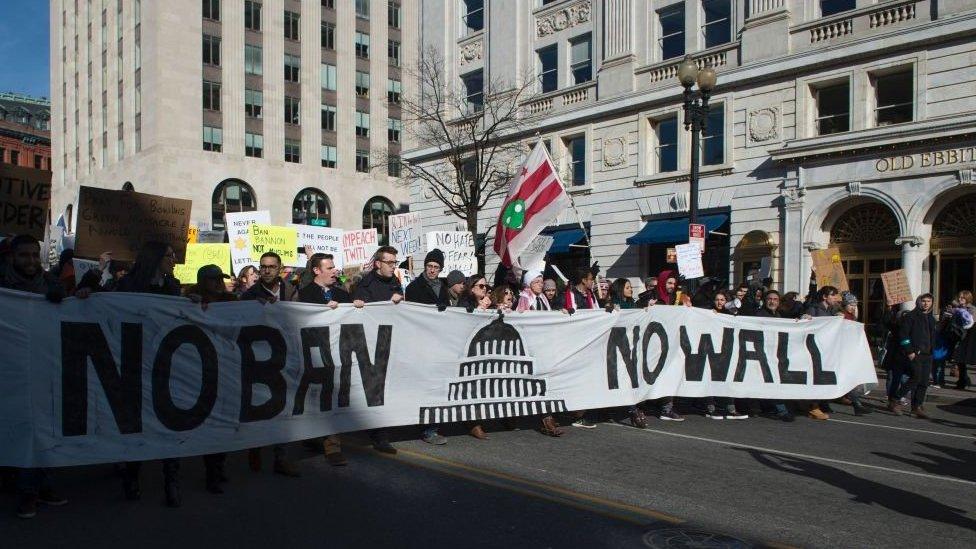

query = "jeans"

[
  {"left": 16, "top": 468, "right": 50, "bottom": 496},
  {"left": 956, "top": 363, "right": 971, "bottom": 390},
  {"left": 886, "top": 362, "right": 910, "bottom": 400},
  {"left": 932, "top": 359, "right": 946, "bottom": 386},
  {"left": 898, "top": 354, "right": 933, "bottom": 409}
]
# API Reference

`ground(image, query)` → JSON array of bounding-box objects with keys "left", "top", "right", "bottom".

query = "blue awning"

[
  {"left": 626, "top": 213, "right": 729, "bottom": 245},
  {"left": 547, "top": 228, "right": 587, "bottom": 254}
]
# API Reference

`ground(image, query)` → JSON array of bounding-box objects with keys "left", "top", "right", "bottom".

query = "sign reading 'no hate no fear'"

[
  {"left": 0, "top": 163, "right": 52, "bottom": 240},
  {"left": 74, "top": 186, "right": 192, "bottom": 262}
]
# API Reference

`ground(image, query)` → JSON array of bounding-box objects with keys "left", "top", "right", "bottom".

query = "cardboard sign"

[
  {"left": 810, "top": 248, "right": 849, "bottom": 291},
  {"left": 197, "top": 230, "right": 226, "bottom": 244},
  {"left": 343, "top": 228, "right": 379, "bottom": 268},
  {"left": 518, "top": 234, "right": 554, "bottom": 274},
  {"left": 689, "top": 223, "right": 706, "bottom": 252},
  {"left": 290, "top": 224, "right": 344, "bottom": 268},
  {"left": 666, "top": 247, "right": 677, "bottom": 264},
  {"left": 0, "top": 163, "right": 51, "bottom": 240},
  {"left": 249, "top": 224, "right": 298, "bottom": 266},
  {"left": 880, "top": 269, "right": 913, "bottom": 306},
  {"left": 172, "top": 243, "right": 232, "bottom": 283},
  {"left": 388, "top": 212, "right": 423, "bottom": 263},
  {"left": 226, "top": 210, "right": 270, "bottom": 275},
  {"left": 425, "top": 231, "right": 477, "bottom": 276},
  {"left": 74, "top": 186, "right": 192, "bottom": 262},
  {"left": 675, "top": 243, "right": 704, "bottom": 279}
]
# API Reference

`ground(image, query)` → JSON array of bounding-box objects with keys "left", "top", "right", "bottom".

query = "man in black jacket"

[
  {"left": 894, "top": 294, "right": 937, "bottom": 419},
  {"left": 404, "top": 249, "right": 448, "bottom": 306},
  {"left": 755, "top": 291, "right": 794, "bottom": 422}
]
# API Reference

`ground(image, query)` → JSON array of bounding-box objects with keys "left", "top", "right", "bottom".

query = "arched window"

[
  {"left": 829, "top": 203, "right": 899, "bottom": 245},
  {"left": 212, "top": 179, "right": 257, "bottom": 231},
  {"left": 363, "top": 196, "right": 395, "bottom": 245},
  {"left": 292, "top": 188, "right": 331, "bottom": 226}
]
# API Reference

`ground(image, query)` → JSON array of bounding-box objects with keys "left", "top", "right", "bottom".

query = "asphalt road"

[{"left": 2, "top": 388, "right": 974, "bottom": 549}]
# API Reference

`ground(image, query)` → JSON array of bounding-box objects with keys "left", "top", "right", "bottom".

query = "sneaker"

[
  {"left": 726, "top": 410, "right": 749, "bottom": 420},
  {"left": 421, "top": 430, "right": 448, "bottom": 445},
  {"left": 37, "top": 488, "right": 67, "bottom": 507},
  {"left": 912, "top": 407, "right": 930, "bottom": 420},
  {"left": 705, "top": 408, "right": 725, "bottom": 420},
  {"left": 571, "top": 417, "right": 597, "bottom": 429},
  {"left": 930, "top": 384, "right": 940, "bottom": 389},
  {"left": 629, "top": 409, "right": 648, "bottom": 429},
  {"left": 898, "top": 397, "right": 910, "bottom": 407},
  {"left": 887, "top": 402, "right": 903, "bottom": 416},
  {"left": 16, "top": 495, "right": 37, "bottom": 519},
  {"left": 659, "top": 409, "right": 685, "bottom": 422},
  {"left": 808, "top": 408, "right": 829, "bottom": 420}
]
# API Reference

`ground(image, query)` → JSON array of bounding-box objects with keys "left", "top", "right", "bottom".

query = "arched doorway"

[
  {"left": 212, "top": 179, "right": 257, "bottom": 231},
  {"left": 828, "top": 202, "right": 901, "bottom": 325},
  {"left": 292, "top": 188, "right": 331, "bottom": 226},
  {"left": 363, "top": 196, "right": 395, "bottom": 246},
  {"left": 930, "top": 192, "right": 976, "bottom": 308},
  {"left": 733, "top": 230, "right": 775, "bottom": 284}
]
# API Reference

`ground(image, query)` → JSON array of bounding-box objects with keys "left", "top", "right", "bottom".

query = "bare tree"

[{"left": 377, "top": 46, "right": 544, "bottom": 272}]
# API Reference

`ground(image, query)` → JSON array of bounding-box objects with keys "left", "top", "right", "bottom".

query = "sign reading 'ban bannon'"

[{"left": 0, "top": 290, "right": 876, "bottom": 467}]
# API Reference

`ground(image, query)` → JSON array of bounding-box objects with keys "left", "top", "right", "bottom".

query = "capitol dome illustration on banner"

[{"left": 419, "top": 316, "right": 568, "bottom": 424}]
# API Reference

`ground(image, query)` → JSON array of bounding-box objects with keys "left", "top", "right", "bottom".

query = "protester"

[
  {"left": 405, "top": 249, "right": 448, "bottom": 307},
  {"left": 543, "top": 278, "right": 563, "bottom": 309},
  {"left": 703, "top": 291, "right": 748, "bottom": 420},
  {"left": 445, "top": 270, "right": 467, "bottom": 307},
  {"left": 725, "top": 284, "right": 749, "bottom": 315},
  {"left": 949, "top": 290, "right": 975, "bottom": 390},
  {"left": 240, "top": 252, "right": 301, "bottom": 477},
  {"left": 0, "top": 235, "right": 71, "bottom": 518},
  {"left": 492, "top": 285, "right": 515, "bottom": 312},
  {"left": 890, "top": 294, "right": 937, "bottom": 419},
  {"left": 834, "top": 292, "right": 873, "bottom": 416},
  {"left": 802, "top": 286, "right": 841, "bottom": 420},
  {"left": 460, "top": 274, "right": 492, "bottom": 311},
  {"left": 636, "top": 276, "right": 658, "bottom": 307},
  {"left": 778, "top": 291, "right": 805, "bottom": 319},
  {"left": 754, "top": 290, "right": 794, "bottom": 421},
  {"left": 353, "top": 246, "right": 403, "bottom": 454},
  {"left": 611, "top": 278, "right": 636, "bottom": 309},
  {"left": 880, "top": 304, "right": 909, "bottom": 409},
  {"left": 561, "top": 266, "right": 603, "bottom": 428},
  {"left": 650, "top": 270, "right": 685, "bottom": 421},
  {"left": 234, "top": 265, "right": 258, "bottom": 295},
  {"left": 296, "top": 253, "right": 352, "bottom": 465},
  {"left": 516, "top": 270, "right": 551, "bottom": 311}
]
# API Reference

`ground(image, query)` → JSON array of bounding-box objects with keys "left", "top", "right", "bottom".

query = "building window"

[
  {"left": 874, "top": 71, "right": 913, "bottom": 126},
  {"left": 321, "top": 104, "right": 337, "bottom": 131},
  {"left": 202, "top": 0, "right": 220, "bottom": 21},
  {"left": 462, "top": 70, "right": 484, "bottom": 113},
  {"left": 363, "top": 197, "right": 395, "bottom": 243},
  {"left": 389, "top": 2, "right": 401, "bottom": 29},
  {"left": 461, "top": 0, "right": 484, "bottom": 36},
  {"left": 245, "top": 89, "right": 263, "bottom": 118},
  {"left": 322, "top": 0, "right": 335, "bottom": 9},
  {"left": 285, "top": 96, "right": 301, "bottom": 125},
  {"left": 245, "top": 44, "right": 263, "bottom": 75},
  {"left": 356, "top": 150, "right": 370, "bottom": 173},
  {"left": 245, "top": 1, "right": 262, "bottom": 31},
  {"left": 701, "top": 0, "right": 731, "bottom": 49},
  {"left": 388, "top": 118, "right": 402, "bottom": 143},
  {"left": 356, "top": 71, "right": 371, "bottom": 97},
  {"left": 388, "top": 79, "right": 402, "bottom": 103},
  {"left": 321, "top": 63, "right": 337, "bottom": 90},
  {"left": 245, "top": 133, "right": 264, "bottom": 158},
  {"left": 356, "top": 111, "right": 370, "bottom": 137},
  {"left": 203, "top": 125, "right": 223, "bottom": 152},
  {"left": 34, "top": 155, "right": 43, "bottom": 170},
  {"left": 702, "top": 105, "right": 724, "bottom": 165},
  {"left": 284, "top": 10, "right": 300, "bottom": 41},
  {"left": 285, "top": 139, "right": 301, "bottom": 163},
  {"left": 355, "top": 0, "right": 369, "bottom": 19},
  {"left": 293, "top": 188, "right": 331, "bottom": 225},
  {"left": 11, "top": 150, "right": 20, "bottom": 165},
  {"left": 537, "top": 45, "right": 558, "bottom": 93},
  {"left": 285, "top": 53, "right": 301, "bottom": 82},
  {"left": 355, "top": 32, "right": 370, "bottom": 59},
  {"left": 212, "top": 179, "right": 257, "bottom": 231},
  {"left": 820, "top": 0, "right": 855, "bottom": 17},
  {"left": 815, "top": 82, "right": 850, "bottom": 135},
  {"left": 657, "top": 4, "right": 684, "bottom": 61},
  {"left": 203, "top": 34, "right": 221, "bottom": 66},
  {"left": 321, "top": 22, "right": 335, "bottom": 50},
  {"left": 570, "top": 34, "right": 592, "bottom": 85},
  {"left": 564, "top": 135, "right": 586, "bottom": 186},
  {"left": 203, "top": 80, "right": 221, "bottom": 111},
  {"left": 321, "top": 145, "right": 337, "bottom": 168},
  {"left": 653, "top": 115, "right": 678, "bottom": 173},
  {"left": 388, "top": 40, "right": 401, "bottom": 66},
  {"left": 388, "top": 155, "right": 401, "bottom": 177}
]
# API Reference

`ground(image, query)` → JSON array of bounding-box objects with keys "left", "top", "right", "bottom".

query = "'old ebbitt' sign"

[{"left": 875, "top": 146, "right": 976, "bottom": 173}]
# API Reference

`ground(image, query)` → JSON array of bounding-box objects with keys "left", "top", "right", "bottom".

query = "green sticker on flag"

[{"left": 502, "top": 199, "right": 526, "bottom": 230}]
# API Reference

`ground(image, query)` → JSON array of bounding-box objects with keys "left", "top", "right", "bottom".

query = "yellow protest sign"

[
  {"left": 172, "top": 243, "right": 231, "bottom": 283},
  {"left": 187, "top": 226, "right": 199, "bottom": 244},
  {"left": 249, "top": 224, "right": 298, "bottom": 266}
]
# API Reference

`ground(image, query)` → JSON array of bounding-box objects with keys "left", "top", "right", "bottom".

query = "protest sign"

[
  {"left": 0, "top": 290, "right": 875, "bottom": 467},
  {"left": 880, "top": 269, "right": 913, "bottom": 306},
  {"left": 518, "top": 234, "right": 554, "bottom": 274},
  {"left": 0, "top": 163, "right": 51, "bottom": 239},
  {"left": 249, "top": 224, "right": 298, "bottom": 266},
  {"left": 72, "top": 258, "right": 103, "bottom": 286},
  {"left": 343, "top": 228, "right": 379, "bottom": 268},
  {"left": 74, "top": 186, "right": 192, "bottom": 262},
  {"left": 675, "top": 243, "right": 704, "bottom": 279},
  {"left": 666, "top": 248, "right": 677, "bottom": 264},
  {"left": 290, "top": 225, "right": 344, "bottom": 268},
  {"left": 172, "top": 243, "right": 232, "bottom": 282},
  {"left": 759, "top": 256, "right": 772, "bottom": 280},
  {"left": 388, "top": 212, "right": 423, "bottom": 263},
  {"left": 426, "top": 231, "right": 477, "bottom": 276},
  {"left": 187, "top": 226, "right": 199, "bottom": 244},
  {"left": 810, "top": 248, "right": 849, "bottom": 291},
  {"left": 197, "top": 230, "right": 226, "bottom": 244},
  {"left": 226, "top": 210, "right": 270, "bottom": 275}
]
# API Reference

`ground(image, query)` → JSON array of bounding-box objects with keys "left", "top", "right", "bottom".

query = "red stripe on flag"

[
  {"left": 514, "top": 161, "right": 554, "bottom": 202},
  {"left": 525, "top": 181, "right": 566, "bottom": 217}
]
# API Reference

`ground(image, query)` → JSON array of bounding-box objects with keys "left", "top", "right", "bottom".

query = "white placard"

[
  {"left": 518, "top": 234, "right": 554, "bottom": 274},
  {"left": 388, "top": 212, "right": 424, "bottom": 266},
  {"left": 290, "top": 225, "right": 344, "bottom": 268},
  {"left": 426, "top": 231, "right": 477, "bottom": 276},
  {"left": 72, "top": 258, "right": 104, "bottom": 286},
  {"left": 343, "top": 228, "right": 379, "bottom": 269},
  {"left": 676, "top": 243, "right": 704, "bottom": 280},
  {"left": 226, "top": 210, "right": 271, "bottom": 275}
]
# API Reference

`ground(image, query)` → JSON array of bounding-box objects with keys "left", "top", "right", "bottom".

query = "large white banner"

[{"left": 0, "top": 289, "right": 876, "bottom": 467}]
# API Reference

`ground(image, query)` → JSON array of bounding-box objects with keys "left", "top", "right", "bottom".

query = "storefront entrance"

[{"left": 930, "top": 193, "right": 976, "bottom": 307}]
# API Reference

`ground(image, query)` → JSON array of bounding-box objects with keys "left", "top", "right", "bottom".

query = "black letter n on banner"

[
  {"left": 606, "top": 327, "right": 639, "bottom": 389},
  {"left": 152, "top": 325, "right": 219, "bottom": 432},
  {"left": 293, "top": 327, "right": 336, "bottom": 415},
  {"left": 679, "top": 327, "right": 734, "bottom": 382},
  {"left": 338, "top": 324, "right": 391, "bottom": 407},
  {"left": 238, "top": 326, "right": 288, "bottom": 422},
  {"left": 61, "top": 322, "right": 142, "bottom": 436}
]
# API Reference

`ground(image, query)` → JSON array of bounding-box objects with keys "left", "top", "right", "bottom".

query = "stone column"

[
  {"left": 897, "top": 236, "right": 925, "bottom": 310},
  {"left": 597, "top": 0, "right": 635, "bottom": 99},
  {"left": 779, "top": 185, "right": 805, "bottom": 293}
]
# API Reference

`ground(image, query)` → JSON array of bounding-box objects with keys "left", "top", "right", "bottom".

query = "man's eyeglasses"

[
  {"left": 425, "top": 263, "right": 442, "bottom": 270},
  {"left": 377, "top": 260, "right": 398, "bottom": 266},
  {"left": 259, "top": 264, "right": 280, "bottom": 271},
  {"left": 474, "top": 283, "right": 488, "bottom": 289}
]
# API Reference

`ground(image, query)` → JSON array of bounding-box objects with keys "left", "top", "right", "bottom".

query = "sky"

[{"left": 0, "top": 0, "right": 51, "bottom": 98}]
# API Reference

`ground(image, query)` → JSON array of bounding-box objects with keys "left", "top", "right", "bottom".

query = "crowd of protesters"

[{"left": 1, "top": 232, "right": 975, "bottom": 519}]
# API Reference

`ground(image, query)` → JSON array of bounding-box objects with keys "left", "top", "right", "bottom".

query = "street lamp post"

[{"left": 676, "top": 55, "right": 717, "bottom": 226}]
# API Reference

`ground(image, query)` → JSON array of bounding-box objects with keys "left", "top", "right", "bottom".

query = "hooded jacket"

[
  {"left": 353, "top": 270, "right": 403, "bottom": 303},
  {"left": 655, "top": 269, "right": 677, "bottom": 305},
  {"left": 899, "top": 297, "right": 937, "bottom": 355}
]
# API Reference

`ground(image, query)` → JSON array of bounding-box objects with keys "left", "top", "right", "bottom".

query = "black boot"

[
  {"left": 163, "top": 459, "right": 181, "bottom": 508},
  {"left": 122, "top": 462, "right": 141, "bottom": 501}
]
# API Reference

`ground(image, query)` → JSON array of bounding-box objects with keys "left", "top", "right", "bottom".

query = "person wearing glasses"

[{"left": 491, "top": 285, "right": 515, "bottom": 312}]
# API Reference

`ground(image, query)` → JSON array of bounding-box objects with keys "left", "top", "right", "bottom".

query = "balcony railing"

[
  {"left": 791, "top": 0, "right": 921, "bottom": 49},
  {"left": 637, "top": 42, "right": 739, "bottom": 87},
  {"left": 522, "top": 81, "right": 596, "bottom": 117}
]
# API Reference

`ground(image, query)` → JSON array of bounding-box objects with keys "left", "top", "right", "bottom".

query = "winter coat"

[
  {"left": 405, "top": 276, "right": 448, "bottom": 306},
  {"left": 353, "top": 270, "right": 402, "bottom": 303},
  {"left": 516, "top": 289, "right": 551, "bottom": 311},
  {"left": 804, "top": 301, "right": 835, "bottom": 318},
  {"left": 898, "top": 300, "right": 938, "bottom": 356},
  {"left": 0, "top": 263, "right": 66, "bottom": 301},
  {"left": 115, "top": 273, "right": 182, "bottom": 296},
  {"left": 952, "top": 304, "right": 976, "bottom": 364},
  {"left": 240, "top": 278, "right": 298, "bottom": 302},
  {"left": 297, "top": 282, "right": 352, "bottom": 305},
  {"left": 754, "top": 307, "right": 782, "bottom": 318}
]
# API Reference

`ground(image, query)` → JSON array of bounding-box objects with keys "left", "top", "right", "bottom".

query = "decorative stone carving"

[
  {"left": 780, "top": 186, "right": 805, "bottom": 203},
  {"left": 602, "top": 136, "right": 627, "bottom": 168},
  {"left": 536, "top": 1, "right": 592, "bottom": 38},
  {"left": 747, "top": 107, "right": 779, "bottom": 142},
  {"left": 459, "top": 39, "right": 483, "bottom": 67},
  {"left": 959, "top": 168, "right": 974, "bottom": 184},
  {"left": 895, "top": 236, "right": 924, "bottom": 248},
  {"left": 846, "top": 181, "right": 861, "bottom": 196}
]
